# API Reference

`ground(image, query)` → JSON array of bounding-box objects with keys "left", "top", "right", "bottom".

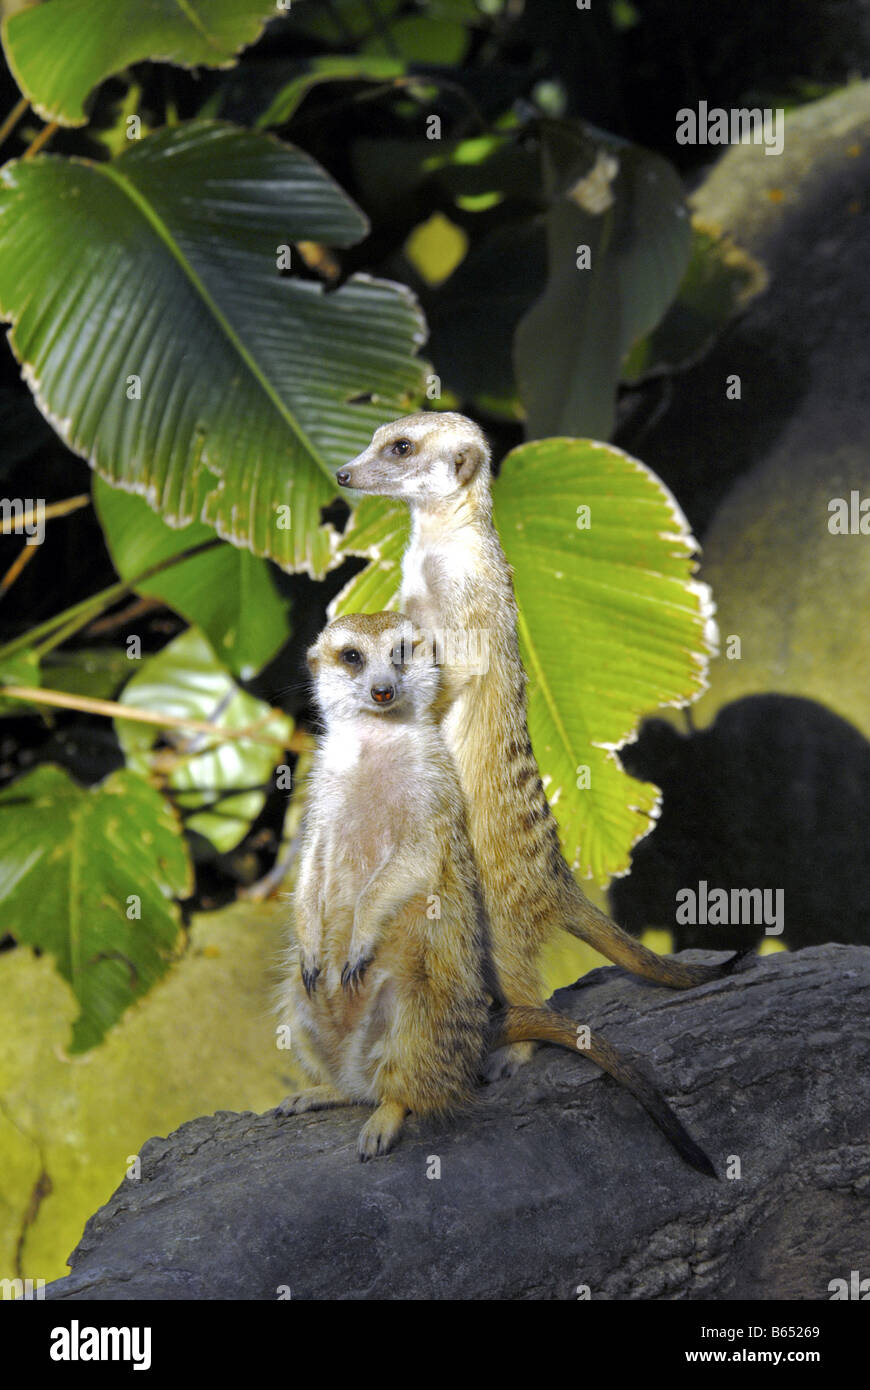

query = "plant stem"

[
  {"left": 22, "top": 120, "right": 59, "bottom": 159},
  {"left": 0, "top": 683, "right": 309, "bottom": 751},
  {"left": 0, "top": 537, "right": 224, "bottom": 663},
  {"left": 0, "top": 96, "right": 28, "bottom": 151}
]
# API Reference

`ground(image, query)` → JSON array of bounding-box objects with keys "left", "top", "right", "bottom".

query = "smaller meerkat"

[
  {"left": 336, "top": 413, "right": 744, "bottom": 1074},
  {"left": 278, "top": 612, "right": 716, "bottom": 1176}
]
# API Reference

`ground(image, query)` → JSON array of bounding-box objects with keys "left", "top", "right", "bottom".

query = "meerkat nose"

[
  {"left": 371, "top": 683, "right": 395, "bottom": 704},
  {"left": 336, "top": 469, "right": 351, "bottom": 486}
]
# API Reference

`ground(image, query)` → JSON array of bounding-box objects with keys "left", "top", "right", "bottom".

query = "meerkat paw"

[
  {"left": 357, "top": 1101, "right": 407, "bottom": 1160},
  {"left": 340, "top": 953, "right": 373, "bottom": 992},
  {"left": 481, "top": 1041, "right": 536, "bottom": 1082},
  {"left": 277, "top": 1084, "right": 346, "bottom": 1116}
]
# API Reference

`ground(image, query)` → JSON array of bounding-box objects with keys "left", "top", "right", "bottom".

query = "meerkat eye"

[
  {"left": 391, "top": 638, "right": 413, "bottom": 667},
  {"left": 391, "top": 438, "right": 412, "bottom": 457},
  {"left": 340, "top": 648, "right": 363, "bottom": 668}
]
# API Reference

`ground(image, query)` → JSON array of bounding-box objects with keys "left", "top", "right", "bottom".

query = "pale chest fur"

[
  {"left": 400, "top": 527, "right": 482, "bottom": 629},
  {"left": 313, "top": 729, "right": 429, "bottom": 885}
]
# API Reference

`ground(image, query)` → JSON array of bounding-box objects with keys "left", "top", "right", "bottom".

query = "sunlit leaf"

[
  {"left": 2, "top": 0, "right": 278, "bottom": 125},
  {"left": 495, "top": 436, "right": 715, "bottom": 880}
]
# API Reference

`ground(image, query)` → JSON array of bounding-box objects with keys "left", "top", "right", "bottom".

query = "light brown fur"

[
  {"left": 278, "top": 612, "right": 716, "bottom": 1176},
  {"left": 337, "top": 413, "right": 743, "bottom": 1072}
]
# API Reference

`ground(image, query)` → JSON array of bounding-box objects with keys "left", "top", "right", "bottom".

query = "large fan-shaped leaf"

[
  {"left": 0, "top": 120, "right": 426, "bottom": 577},
  {"left": 0, "top": 765, "right": 190, "bottom": 1053},
  {"left": 2, "top": 0, "right": 279, "bottom": 125},
  {"left": 117, "top": 626, "right": 293, "bottom": 854},
  {"left": 494, "top": 437, "right": 715, "bottom": 881}
]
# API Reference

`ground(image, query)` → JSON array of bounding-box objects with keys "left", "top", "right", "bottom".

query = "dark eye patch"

[
  {"left": 390, "top": 438, "right": 412, "bottom": 457},
  {"left": 340, "top": 648, "right": 363, "bottom": 667}
]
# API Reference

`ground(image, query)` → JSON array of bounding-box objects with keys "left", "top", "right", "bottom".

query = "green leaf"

[
  {"left": 256, "top": 55, "right": 406, "bottom": 129},
  {"left": 93, "top": 476, "right": 289, "bottom": 681},
  {"left": 0, "top": 648, "right": 41, "bottom": 715},
  {"left": 0, "top": 765, "right": 190, "bottom": 1053},
  {"left": 117, "top": 626, "right": 293, "bottom": 853},
  {"left": 515, "top": 121, "right": 691, "bottom": 440},
  {"left": 494, "top": 437, "right": 714, "bottom": 882},
  {"left": 41, "top": 647, "right": 132, "bottom": 702},
  {"left": 2, "top": 0, "right": 279, "bottom": 126},
  {"left": 361, "top": 14, "right": 470, "bottom": 63},
  {"left": 328, "top": 497, "right": 408, "bottom": 618},
  {"left": 0, "top": 121, "right": 426, "bottom": 578}
]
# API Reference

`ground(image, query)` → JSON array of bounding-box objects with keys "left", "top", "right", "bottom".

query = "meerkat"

[
  {"left": 335, "top": 413, "right": 744, "bottom": 1071},
  {"left": 278, "top": 611, "right": 716, "bottom": 1176}
]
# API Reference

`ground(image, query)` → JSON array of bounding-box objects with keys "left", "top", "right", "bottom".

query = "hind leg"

[{"left": 481, "top": 1040, "right": 536, "bottom": 1081}]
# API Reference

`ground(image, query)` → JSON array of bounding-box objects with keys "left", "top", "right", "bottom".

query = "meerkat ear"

[
  {"left": 454, "top": 442, "right": 485, "bottom": 486},
  {"left": 305, "top": 648, "right": 320, "bottom": 675}
]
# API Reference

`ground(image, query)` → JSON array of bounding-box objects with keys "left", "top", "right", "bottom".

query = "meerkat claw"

[
  {"left": 341, "top": 957, "right": 371, "bottom": 992},
  {"left": 301, "top": 961, "right": 321, "bottom": 995}
]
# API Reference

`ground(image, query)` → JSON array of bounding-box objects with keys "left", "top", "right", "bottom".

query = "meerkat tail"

[
  {"left": 491, "top": 1005, "right": 718, "bottom": 1180},
  {"left": 568, "top": 895, "right": 750, "bottom": 988}
]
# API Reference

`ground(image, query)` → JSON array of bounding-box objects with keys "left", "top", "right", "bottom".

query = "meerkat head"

[
  {"left": 307, "top": 612, "right": 440, "bottom": 724},
  {"left": 335, "top": 412, "right": 491, "bottom": 508}
]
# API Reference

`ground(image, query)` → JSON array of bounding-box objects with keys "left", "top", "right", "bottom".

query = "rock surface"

[{"left": 45, "top": 945, "right": 870, "bottom": 1301}]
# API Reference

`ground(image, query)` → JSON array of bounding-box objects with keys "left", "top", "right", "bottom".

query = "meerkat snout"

[{"left": 371, "top": 682, "right": 395, "bottom": 704}]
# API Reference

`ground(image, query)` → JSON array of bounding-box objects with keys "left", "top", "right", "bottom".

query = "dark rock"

[{"left": 45, "top": 946, "right": 870, "bottom": 1300}]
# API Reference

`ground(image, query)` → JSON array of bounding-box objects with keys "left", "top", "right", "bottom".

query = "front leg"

[
  {"left": 342, "top": 846, "right": 434, "bottom": 990},
  {"left": 294, "top": 838, "right": 326, "bottom": 993},
  {"left": 277, "top": 1083, "right": 350, "bottom": 1117}
]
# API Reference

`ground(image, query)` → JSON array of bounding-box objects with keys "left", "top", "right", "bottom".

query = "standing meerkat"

[
  {"left": 278, "top": 611, "right": 716, "bottom": 1176},
  {"left": 335, "top": 413, "right": 743, "bottom": 1070}
]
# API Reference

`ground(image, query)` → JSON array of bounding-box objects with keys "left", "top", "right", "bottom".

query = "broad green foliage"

[
  {"left": 2, "top": 0, "right": 278, "bottom": 124},
  {"left": 117, "top": 626, "right": 294, "bottom": 854},
  {"left": 495, "top": 437, "right": 714, "bottom": 881},
  {"left": 93, "top": 478, "right": 288, "bottom": 681},
  {"left": 0, "top": 120, "right": 426, "bottom": 577},
  {"left": 515, "top": 122, "right": 692, "bottom": 441},
  {"left": 0, "top": 765, "right": 190, "bottom": 1052}
]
